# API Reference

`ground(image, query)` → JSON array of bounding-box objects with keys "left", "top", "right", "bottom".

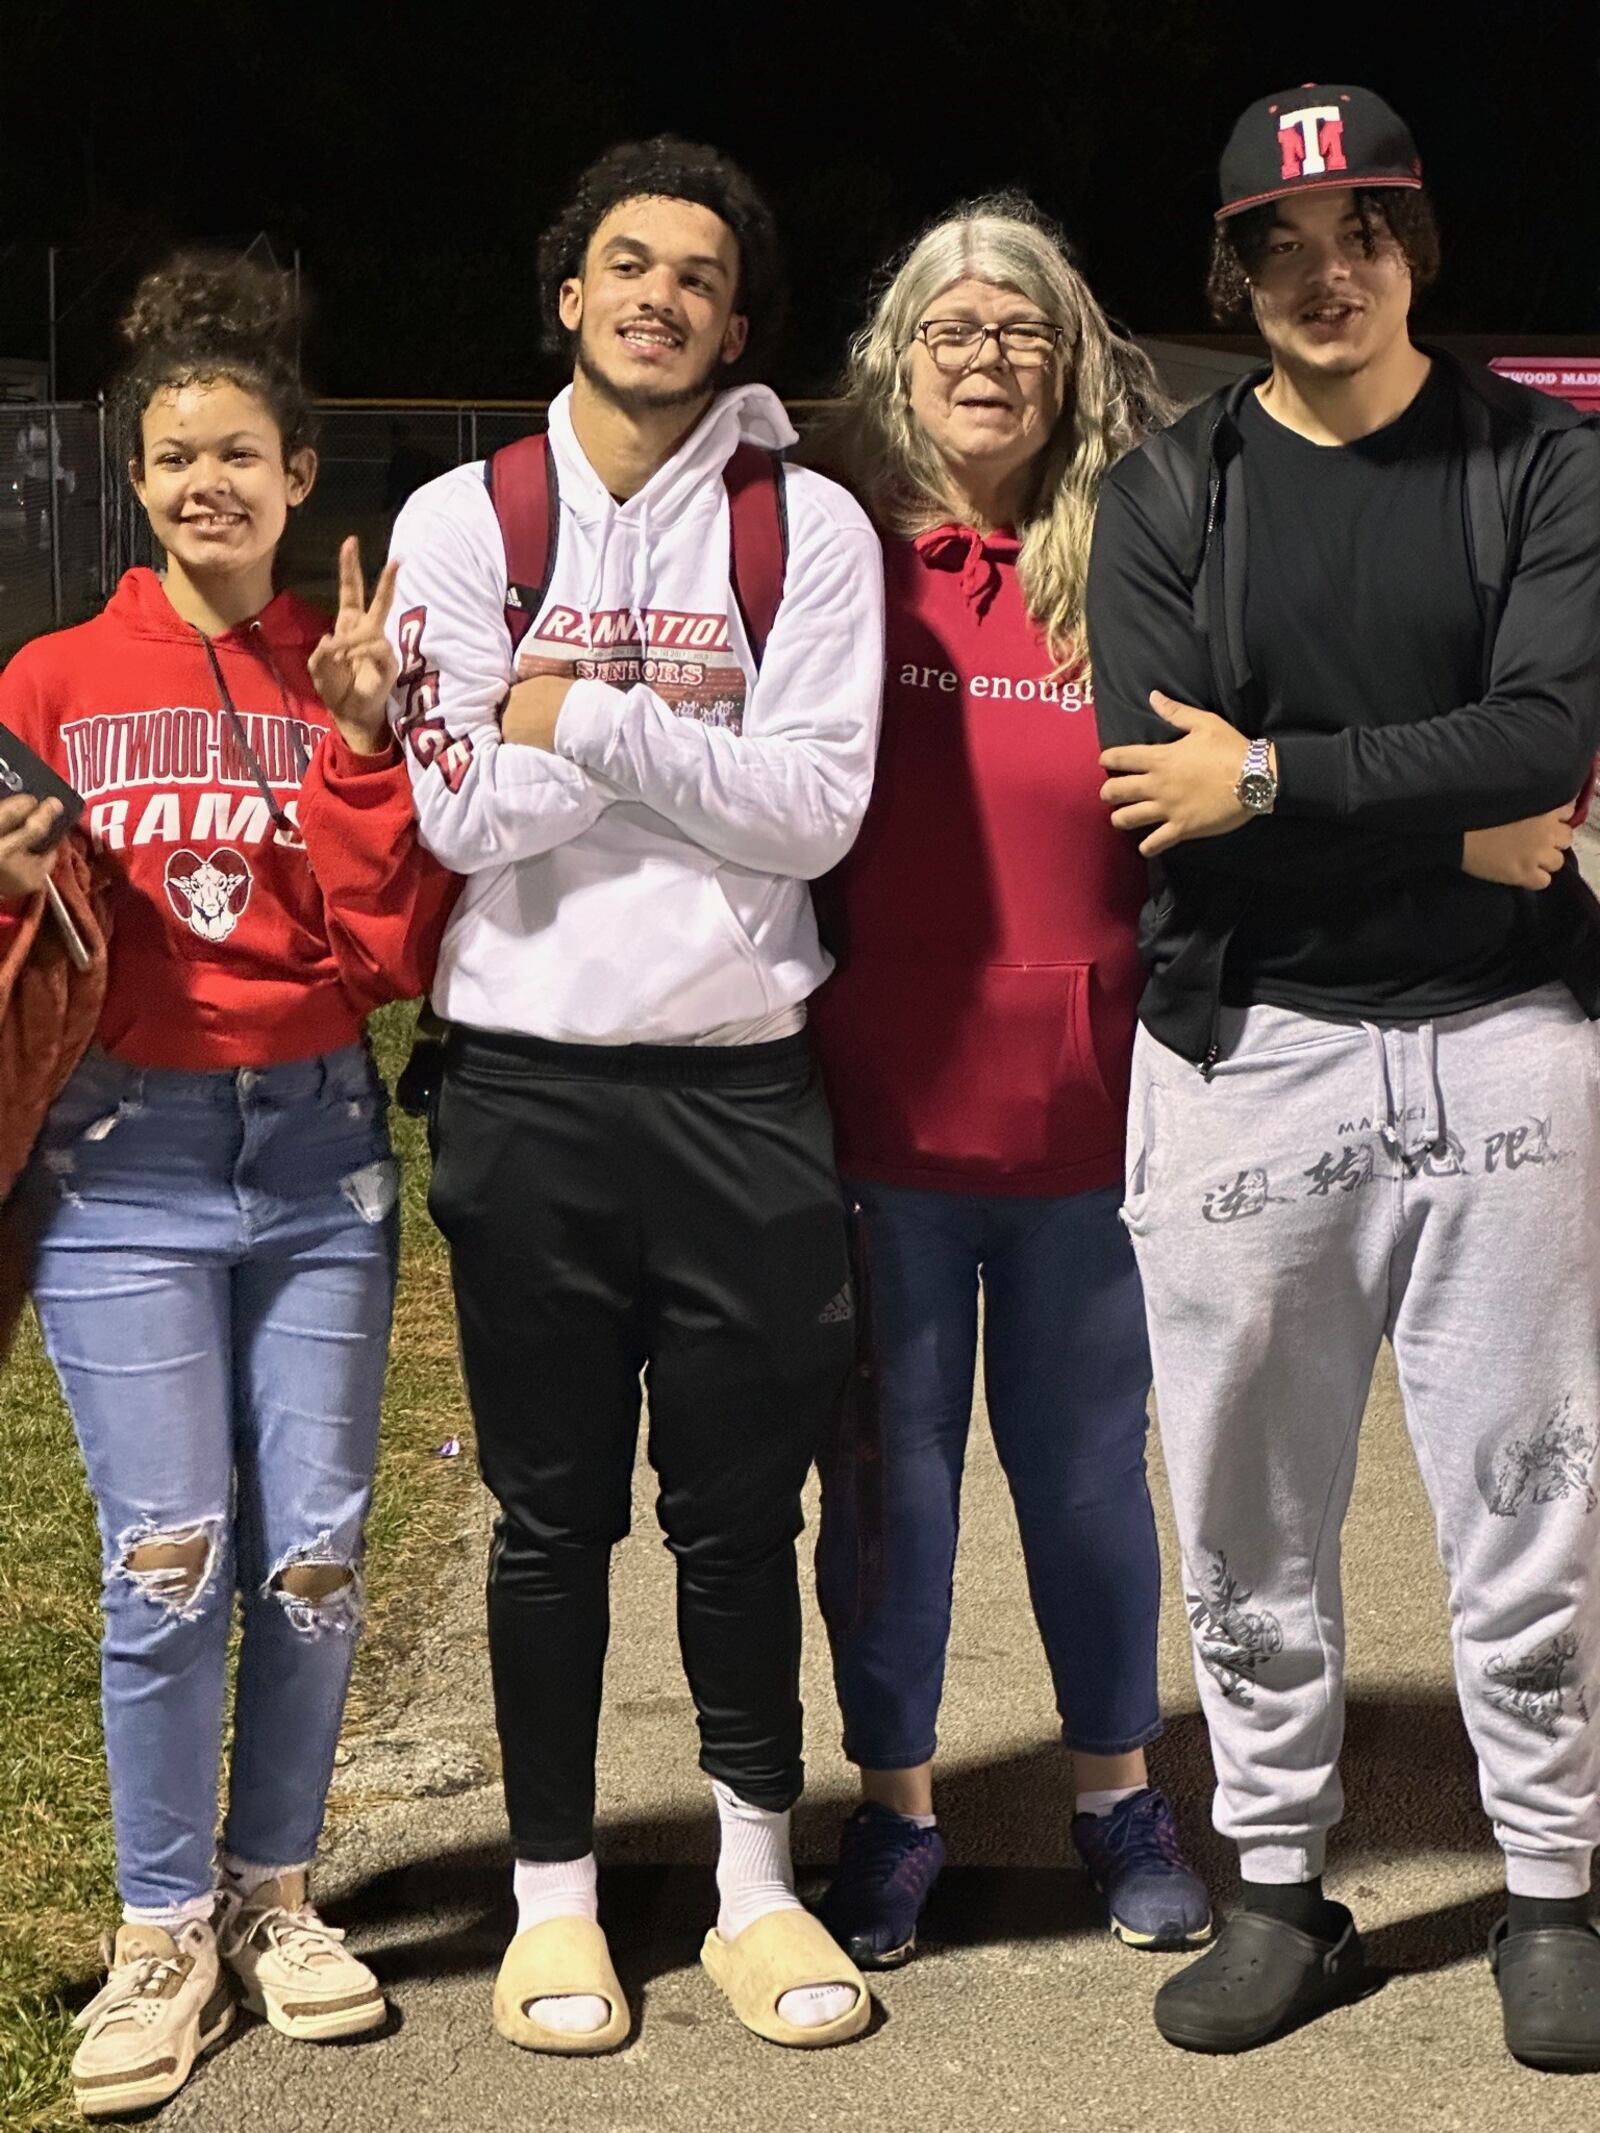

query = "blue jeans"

[
  {"left": 816, "top": 1180, "right": 1162, "bottom": 1766},
  {"left": 27, "top": 1044, "right": 399, "bottom": 1913}
]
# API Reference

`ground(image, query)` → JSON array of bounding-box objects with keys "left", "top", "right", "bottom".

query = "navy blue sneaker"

[
  {"left": 814, "top": 1802, "right": 946, "bottom": 1969},
  {"left": 1071, "top": 1788, "right": 1212, "bottom": 1951}
]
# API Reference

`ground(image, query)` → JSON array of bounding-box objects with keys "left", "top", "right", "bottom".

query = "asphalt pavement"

[
  {"left": 152, "top": 826, "right": 1600, "bottom": 2133},
  {"left": 155, "top": 1391, "right": 1597, "bottom": 2133}
]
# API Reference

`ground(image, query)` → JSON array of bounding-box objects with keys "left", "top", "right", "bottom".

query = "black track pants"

[{"left": 428, "top": 1026, "right": 855, "bottom": 1861}]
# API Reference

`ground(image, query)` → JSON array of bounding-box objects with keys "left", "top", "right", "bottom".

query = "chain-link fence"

[
  {"left": 0, "top": 402, "right": 113, "bottom": 651},
  {"left": 3, "top": 345, "right": 1582, "bottom": 651},
  {"left": 281, "top": 401, "right": 847, "bottom": 601},
  {"left": 277, "top": 404, "right": 549, "bottom": 604},
  {"left": 0, "top": 376, "right": 1166, "bottom": 644},
  {"left": 0, "top": 401, "right": 560, "bottom": 646},
  {"left": 0, "top": 364, "right": 1216, "bottom": 651},
  {"left": 2, "top": 375, "right": 1155, "bottom": 644}
]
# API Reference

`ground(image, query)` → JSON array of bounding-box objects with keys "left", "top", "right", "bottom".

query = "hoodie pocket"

[{"left": 819, "top": 955, "right": 1123, "bottom": 1179}]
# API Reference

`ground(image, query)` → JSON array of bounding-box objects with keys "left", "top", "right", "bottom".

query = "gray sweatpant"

[{"left": 1125, "top": 983, "right": 1600, "bottom": 1898}]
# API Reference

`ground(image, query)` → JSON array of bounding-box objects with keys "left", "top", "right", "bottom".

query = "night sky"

[{"left": 3, "top": 0, "right": 1595, "bottom": 400}]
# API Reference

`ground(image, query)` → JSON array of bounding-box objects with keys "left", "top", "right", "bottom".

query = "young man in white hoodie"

[{"left": 387, "top": 138, "right": 884, "bottom": 2055}]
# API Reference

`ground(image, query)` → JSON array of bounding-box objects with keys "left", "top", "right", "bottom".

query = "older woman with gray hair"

[{"left": 809, "top": 195, "right": 1210, "bottom": 1966}]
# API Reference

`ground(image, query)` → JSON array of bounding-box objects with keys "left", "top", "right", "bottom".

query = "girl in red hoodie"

[
  {"left": 0, "top": 255, "right": 453, "bottom": 2118},
  {"left": 809, "top": 197, "right": 1212, "bottom": 1967}
]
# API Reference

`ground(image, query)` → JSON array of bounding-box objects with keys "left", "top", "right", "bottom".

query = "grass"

[{"left": 0, "top": 1002, "right": 471, "bottom": 2132}]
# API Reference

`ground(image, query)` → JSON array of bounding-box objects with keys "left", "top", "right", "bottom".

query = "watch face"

[{"left": 1238, "top": 771, "right": 1277, "bottom": 813}]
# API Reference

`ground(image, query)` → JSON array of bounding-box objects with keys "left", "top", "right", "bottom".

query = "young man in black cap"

[{"left": 1088, "top": 83, "right": 1600, "bottom": 2068}]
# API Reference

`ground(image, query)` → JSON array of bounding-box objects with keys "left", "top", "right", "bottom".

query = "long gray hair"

[{"left": 815, "top": 193, "right": 1173, "bottom": 664}]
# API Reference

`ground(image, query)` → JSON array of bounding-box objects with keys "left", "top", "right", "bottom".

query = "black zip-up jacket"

[{"left": 1086, "top": 348, "right": 1600, "bottom": 1066}]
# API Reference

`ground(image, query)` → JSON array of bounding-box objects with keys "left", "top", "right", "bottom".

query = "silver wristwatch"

[{"left": 1235, "top": 736, "right": 1278, "bottom": 815}]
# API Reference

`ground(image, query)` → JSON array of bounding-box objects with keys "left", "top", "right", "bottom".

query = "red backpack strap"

[
  {"left": 484, "top": 432, "right": 559, "bottom": 652},
  {"left": 723, "top": 442, "right": 788, "bottom": 670}
]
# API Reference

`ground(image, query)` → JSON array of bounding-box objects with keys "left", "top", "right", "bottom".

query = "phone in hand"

[
  {"left": 0, "top": 720, "right": 93, "bottom": 967},
  {"left": 0, "top": 719, "right": 84, "bottom": 848}
]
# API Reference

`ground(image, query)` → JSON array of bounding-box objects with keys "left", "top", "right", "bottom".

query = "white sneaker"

[
  {"left": 71, "top": 1917, "right": 234, "bottom": 2118},
  {"left": 217, "top": 1873, "right": 386, "bottom": 2040}
]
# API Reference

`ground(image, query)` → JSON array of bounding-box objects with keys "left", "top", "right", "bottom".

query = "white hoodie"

[{"left": 386, "top": 384, "right": 884, "bottom": 1044}]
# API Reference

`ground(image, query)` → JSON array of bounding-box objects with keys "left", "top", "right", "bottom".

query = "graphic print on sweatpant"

[{"left": 1123, "top": 984, "right": 1600, "bottom": 1897}]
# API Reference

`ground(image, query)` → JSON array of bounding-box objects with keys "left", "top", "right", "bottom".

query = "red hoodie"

[
  {"left": 811, "top": 526, "right": 1147, "bottom": 1197},
  {"left": 0, "top": 568, "right": 457, "bottom": 1070}
]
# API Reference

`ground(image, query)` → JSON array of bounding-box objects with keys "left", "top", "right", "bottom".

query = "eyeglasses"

[{"left": 911, "top": 318, "right": 1066, "bottom": 372}]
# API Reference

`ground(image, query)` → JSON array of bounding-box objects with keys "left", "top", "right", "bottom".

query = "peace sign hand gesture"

[{"left": 308, "top": 536, "right": 401, "bottom": 755}]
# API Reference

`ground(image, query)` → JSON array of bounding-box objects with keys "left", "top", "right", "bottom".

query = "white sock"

[
  {"left": 511, "top": 1854, "right": 609, "bottom": 2035},
  {"left": 221, "top": 1854, "right": 309, "bottom": 1900},
  {"left": 122, "top": 1892, "right": 217, "bottom": 1932},
  {"left": 713, "top": 1782, "right": 857, "bottom": 2030},
  {"left": 1076, "top": 1785, "right": 1145, "bottom": 1818}
]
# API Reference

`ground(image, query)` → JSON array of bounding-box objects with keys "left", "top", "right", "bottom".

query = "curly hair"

[
  {"left": 537, "top": 135, "right": 787, "bottom": 377},
  {"left": 114, "top": 251, "right": 314, "bottom": 467},
  {"left": 810, "top": 192, "right": 1174, "bottom": 668},
  {"left": 1207, "top": 187, "right": 1441, "bottom": 326}
]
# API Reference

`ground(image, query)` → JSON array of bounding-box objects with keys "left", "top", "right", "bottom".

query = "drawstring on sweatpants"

[
  {"left": 1417, "top": 1021, "right": 1441, "bottom": 1155},
  {"left": 1363, "top": 1019, "right": 1443, "bottom": 1163}
]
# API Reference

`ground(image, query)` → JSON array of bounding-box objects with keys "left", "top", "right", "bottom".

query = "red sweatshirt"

[
  {"left": 811, "top": 526, "right": 1147, "bottom": 1197},
  {"left": 0, "top": 569, "right": 457, "bottom": 1070}
]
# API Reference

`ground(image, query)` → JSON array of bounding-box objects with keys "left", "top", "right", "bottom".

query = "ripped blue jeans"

[{"left": 27, "top": 1043, "right": 399, "bottom": 1913}]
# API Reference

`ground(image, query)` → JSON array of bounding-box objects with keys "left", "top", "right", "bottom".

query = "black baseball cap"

[{"left": 1217, "top": 84, "right": 1422, "bottom": 221}]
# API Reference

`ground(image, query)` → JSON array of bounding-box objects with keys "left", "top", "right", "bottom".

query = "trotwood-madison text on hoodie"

[
  {"left": 0, "top": 569, "right": 457, "bottom": 1068},
  {"left": 386, "top": 384, "right": 885, "bottom": 1044}
]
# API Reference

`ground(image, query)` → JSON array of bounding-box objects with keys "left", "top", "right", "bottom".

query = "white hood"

[
  {"left": 387, "top": 386, "right": 883, "bottom": 1044},
  {"left": 546, "top": 382, "right": 799, "bottom": 525}
]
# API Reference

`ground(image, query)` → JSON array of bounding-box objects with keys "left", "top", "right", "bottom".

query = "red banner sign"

[{"left": 1489, "top": 358, "right": 1600, "bottom": 413}]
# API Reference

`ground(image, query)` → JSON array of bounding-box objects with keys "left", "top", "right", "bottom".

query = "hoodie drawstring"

[
  {"left": 628, "top": 495, "right": 653, "bottom": 659},
  {"left": 248, "top": 622, "right": 313, "bottom": 778},
  {"left": 197, "top": 631, "right": 304, "bottom": 841},
  {"left": 579, "top": 512, "right": 613, "bottom": 660},
  {"left": 1364, "top": 1019, "right": 1444, "bottom": 1164},
  {"left": 573, "top": 496, "right": 655, "bottom": 667},
  {"left": 1417, "top": 1020, "right": 1442, "bottom": 1155}
]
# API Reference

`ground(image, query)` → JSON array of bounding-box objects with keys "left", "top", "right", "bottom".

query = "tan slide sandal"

[
  {"left": 700, "top": 1911, "right": 871, "bottom": 2048},
  {"left": 493, "top": 1917, "right": 631, "bottom": 2055}
]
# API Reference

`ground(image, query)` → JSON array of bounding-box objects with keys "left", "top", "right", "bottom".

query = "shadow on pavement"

[
  {"left": 1364, "top": 1889, "right": 1506, "bottom": 1977},
  {"left": 329, "top": 1689, "right": 1497, "bottom": 1993}
]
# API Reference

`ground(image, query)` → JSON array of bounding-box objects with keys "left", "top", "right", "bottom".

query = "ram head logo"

[{"left": 164, "top": 845, "right": 252, "bottom": 942}]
